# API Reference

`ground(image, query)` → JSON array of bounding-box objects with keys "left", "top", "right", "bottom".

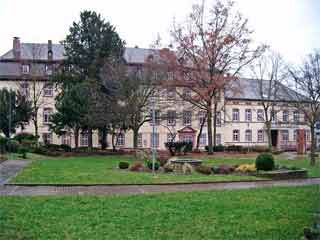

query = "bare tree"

[
  {"left": 160, "top": 0, "right": 266, "bottom": 154},
  {"left": 287, "top": 50, "right": 320, "bottom": 166},
  {"left": 249, "top": 50, "right": 287, "bottom": 151}
]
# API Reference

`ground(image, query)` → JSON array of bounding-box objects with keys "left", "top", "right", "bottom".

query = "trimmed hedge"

[
  {"left": 119, "top": 162, "right": 130, "bottom": 169},
  {"left": 256, "top": 153, "right": 275, "bottom": 171}
]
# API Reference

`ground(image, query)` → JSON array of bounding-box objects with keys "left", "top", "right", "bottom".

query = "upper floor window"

[
  {"left": 282, "top": 110, "right": 289, "bottom": 123},
  {"left": 245, "top": 109, "right": 252, "bottom": 122},
  {"left": 293, "top": 111, "right": 300, "bottom": 124},
  {"left": 257, "top": 109, "right": 264, "bottom": 121},
  {"left": 245, "top": 129, "right": 252, "bottom": 142},
  {"left": 233, "top": 130, "right": 240, "bottom": 142},
  {"left": 271, "top": 110, "right": 277, "bottom": 122},
  {"left": 43, "top": 83, "right": 53, "bottom": 97},
  {"left": 183, "top": 111, "right": 192, "bottom": 126},
  {"left": 150, "top": 110, "right": 161, "bottom": 126},
  {"left": 232, "top": 109, "right": 239, "bottom": 121},
  {"left": 22, "top": 64, "right": 30, "bottom": 74},
  {"left": 167, "top": 111, "right": 176, "bottom": 126},
  {"left": 43, "top": 108, "right": 52, "bottom": 124}
]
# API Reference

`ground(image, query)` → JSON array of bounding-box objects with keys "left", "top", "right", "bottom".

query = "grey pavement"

[
  {"left": 0, "top": 178, "right": 319, "bottom": 196},
  {"left": 0, "top": 160, "right": 30, "bottom": 185}
]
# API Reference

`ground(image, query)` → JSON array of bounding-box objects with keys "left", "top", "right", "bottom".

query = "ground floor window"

[
  {"left": 116, "top": 133, "right": 125, "bottom": 146},
  {"left": 281, "top": 130, "right": 289, "bottom": 142},
  {"left": 150, "top": 133, "right": 159, "bottom": 148},
  {"left": 181, "top": 135, "right": 193, "bottom": 143},
  {"left": 216, "top": 133, "right": 221, "bottom": 145},
  {"left": 199, "top": 133, "right": 206, "bottom": 146},
  {"left": 257, "top": 130, "right": 264, "bottom": 142},
  {"left": 167, "top": 133, "right": 175, "bottom": 143},
  {"left": 137, "top": 133, "right": 142, "bottom": 148},
  {"left": 61, "top": 133, "right": 71, "bottom": 146},
  {"left": 245, "top": 130, "right": 252, "bottom": 142},
  {"left": 233, "top": 130, "right": 240, "bottom": 142},
  {"left": 42, "top": 132, "right": 52, "bottom": 145},
  {"left": 80, "top": 131, "right": 89, "bottom": 147}
]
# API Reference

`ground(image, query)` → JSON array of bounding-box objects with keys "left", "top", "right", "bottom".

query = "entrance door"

[{"left": 271, "top": 130, "right": 278, "bottom": 147}]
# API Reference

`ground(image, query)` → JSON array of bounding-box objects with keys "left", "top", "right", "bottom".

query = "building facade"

[{"left": 0, "top": 37, "right": 311, "bottom": 150}]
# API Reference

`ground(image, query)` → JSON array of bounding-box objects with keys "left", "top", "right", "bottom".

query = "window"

[
  {"left": 233, "top": 130, "right": 240, "bottom": 142},
  {"left": 61, "top": 134, "right": 71, "bottom": 146},
  {"left": 293, "top": 111, "right": 299, "bottom": 124},
  {"left": 216, "top": 133, "right": 221, "bottom": 145},
  {"left": 167, "top": 88, "right": 176, "bottom": 100},
  {"left": 281, "top": 130, "right": 289, "bottom": 142},
  {"left": 182, "top": 88, "right": 191, "bottom": 98},
  {"left": 216, "top": 111, "right": 221, "bottom": 126},
  {"left": 167, "top": 111, "right": 176, "bottom": 126},
  {"left": 305, "top": 130, "right": 311, "bottom": 141},
  {"left": 80, "top": 132, "right": 89, "bottom": 147},
  {"left": 245, "top": 130, "right": 252, "bottom": 142},
  {"left": 150, "top": 110, "right": 161, "bottom": 126},
  {"left": 183, "top": 111, "right": 192, "bottom": 126},
  {"left": 181, "top": 135, "right": 193, "bottom": 143},
  {"left": 199, "top": 133, "right": 207, "bottom": 146},
  {"left": 22, "top": 64, "right": 30, "bottom": 74},
  {"left": 43, "top": 108, "right": 52, "bottom": 124},
  {"left": 167, "top": 133, "right": 175, "bottom": 143},
  {"left": 42, "top": 132, "right": 52, "bottom": 144},
  {"left": 167, "top": 72, "right": 174, "bottom": 81},
  {"left": 150, "top": 133, "right": 159, "bottom": 148},
  {"left": 245, "top": 109, "right": 252, "bottom": 122},
  {"left": 45, "top": 64, "right": 53, "bottom": 75},
  {"left": 198, "top": 111, "right": 206, "bottom": 126},
  {"left": 20, "top": 82, "right": 29, "bottom": 96},
  {"left": 282, "top": 110, "right": 289, "bottom": 123},
  {"left": 116, "top": 133, "right": 125, "bottom": 146},
  {"left": 271, "top": 110, "right": 277, "bottom": 122},
  {"left": 137, "top": 133, "right": 142, "bottom": 148},
  {"left": 232, "top": 109, "right": 239, "bottom": 121},
  {"left": 43, "top": 83, "right": 53, "bottom": 97},
  {"left": 257, "top": 109, "right": 264, "bottom": 121},
  {"left": 257, "top": 130, "right": 264, "bottom": 142},
  {"left": 293, "top": 129, "right": 298, "bottom": 141}
]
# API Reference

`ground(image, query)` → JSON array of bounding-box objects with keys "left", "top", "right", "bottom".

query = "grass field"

[
  {"left": 0, "top": 186, "right": 319, "bottom": 240},
  {"left": 10, "top": 154, "right": 320, "bottom": 184}
]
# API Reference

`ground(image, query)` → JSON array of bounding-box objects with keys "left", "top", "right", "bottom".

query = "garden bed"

[{"left": 256, "top": 169, "right": 308, "bottom": 180}]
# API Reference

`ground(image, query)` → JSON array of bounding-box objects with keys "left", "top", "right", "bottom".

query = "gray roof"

[
  {"left": 0, "top": 43, "right": 153, "bottom": 64},
  {"left": 225, "top": 78, "right": 305, "bottom": 102},
  {"left": 0, "top": 62, "right": 21, "bottom": 77}
]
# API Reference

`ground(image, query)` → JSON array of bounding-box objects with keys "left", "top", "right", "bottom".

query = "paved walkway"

[
  {"left": 0, "top": 160, "right": 30, "bottom": 185},
  {"left": 1, "top": 178, "right": 319, "bottom": 196}
]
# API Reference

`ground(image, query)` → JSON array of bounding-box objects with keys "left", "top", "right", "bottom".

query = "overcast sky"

[{"left": 0, "top": 0, "right": 319, "bottom": 64}]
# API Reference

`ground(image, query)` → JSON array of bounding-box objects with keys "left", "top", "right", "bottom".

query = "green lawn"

[
  {"left": 10, "top": 154, "right": 320, "bottom": 184},
  {"left": 0, "top": 186, "right": 319, "bottom": 240}
]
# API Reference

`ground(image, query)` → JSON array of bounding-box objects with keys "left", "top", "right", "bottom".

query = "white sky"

[{"left": 0, "top": 0, "right": 319, "bottom": 64}]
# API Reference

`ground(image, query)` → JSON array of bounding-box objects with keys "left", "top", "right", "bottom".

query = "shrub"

[
  {"left": 18, "top": 146, "right": 29, "bottom": 159},
  {"left": 13, "top": 133, "right": 37, "bottom": 143},
  {"left": 217, "top": 165, "right": 235, "bottom": 174},
  {"left": 6, "top": 140, "right": 20, "bottom": 153},
  {"left": 0, "top": 154, "right": 8, "bottom": 162},
  {"left": 129, "top": 161, "right": 144, "bottom": 172},
  {"left": 0, "top": 136, "right": 8, "bottom": 154},
  {"left": 165, "top": 141, "right": 193, "bottom": 156},
  {"left": 195, "top": 165, "right": 212, "bottom": 175},
  {"left": 225, "top": 145, "right": 243, "bottom": 152},
  {"left": 182, "top": 163, "right": 193, "bottom": 175},
  {"left": 248, "top": 145, "right": 270, "bottom": 153},
  {"left": 119, "top": 162, "right": 130, "bottom": 169},
  {"left": 60, "top": 144, "right": 72, "bottom": 152},
  {"left": 235, "top": 164, "right": 256, "bottom": 173},
  {"left": 206, "top": 144, "right": 225, "bottom": 152},
  {"left": 163, "top": 163, "right": 174, "bottom": 173},
  {"left": 146, "top": 160, "right": 160, "bottom": 171},
  {"left": 255, "top": 153, "right": 275, "bottom": 171},
  {"left": 32, "top": 147, "right": 47, "bottom": 155}
]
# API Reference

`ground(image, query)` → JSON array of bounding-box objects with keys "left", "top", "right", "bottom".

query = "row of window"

[
  {"left": 20, "top": 82, "right": 54, "bottom": 97},
  {"left": 153, "top": 110, "right": 221, "bottom": 127},
  {"left": 232, "top": 109, "right": 305, "bottom": 123},
  {"left": 21, "top": 64, "right": 53, "bottom": 75}
]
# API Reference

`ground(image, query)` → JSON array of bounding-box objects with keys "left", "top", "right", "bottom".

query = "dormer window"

[{"left": 22, "top": 64, "right": 30, "bottom": 74}]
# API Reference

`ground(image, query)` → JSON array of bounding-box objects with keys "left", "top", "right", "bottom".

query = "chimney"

[
  {"left": 13, "top": 37, "right": 21, "bottom": 59},
  {"left": 48, "top": 40, "right": 53, "bottom": 61}
]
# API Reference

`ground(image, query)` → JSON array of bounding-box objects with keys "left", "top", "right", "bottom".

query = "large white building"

[{"left": 0, "top": 37, "right": 311, "bottom": 150}]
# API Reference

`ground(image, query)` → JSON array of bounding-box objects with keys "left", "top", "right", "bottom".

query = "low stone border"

[{"left": 255, "top": 169, "right": 308, "bottom": 180}]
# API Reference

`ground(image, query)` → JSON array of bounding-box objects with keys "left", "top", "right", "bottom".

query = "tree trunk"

[
  {"left": 207, "top": 103, "right": 213, "bottom": 155},
  {"left": 74, "top": 127, "right": 79, "bottom": 149},
  {"left": 99, "top": 127, "right": 108, "bottom": 150},
  {"left": 33, "top": 113, "right": 39, "bottom": 146},
  {"left": 310, "top": 125, "right": 316, "bottom": 166},
  {"left": 196, "top": 113, "right": 207, "bottom": 151},
  {"left": 88, "top": 128, "right": 93, "bottom": 151},
  {"left": 213, "top": 102, "right": 218, "bottom": 148},
  {"left": 112, "top": 133, "right": 116, "bottom": 152},
  {"left": 266, "top": 121, "right": 272, "bottom": 152},
  {"left": 133, "top": 128, "right": 139, "bottom": 149}
]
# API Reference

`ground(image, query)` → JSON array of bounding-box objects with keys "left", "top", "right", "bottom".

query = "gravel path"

[
  {"left": 1, "top": 178, "right": 319, "bottom": 196},
  {"left": 0, "top": 160, "right": 30, "bottom": 185}
]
